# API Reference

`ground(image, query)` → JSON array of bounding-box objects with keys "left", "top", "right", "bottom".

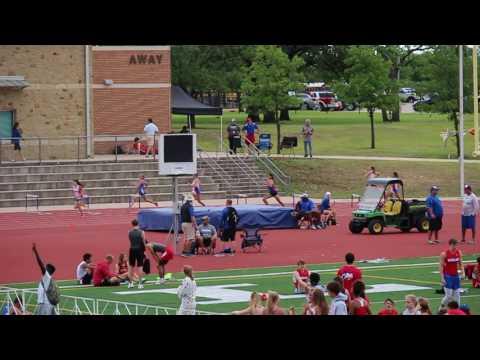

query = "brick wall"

[{"left": 91, "top": 47, "right": 171, "bottom": 155}]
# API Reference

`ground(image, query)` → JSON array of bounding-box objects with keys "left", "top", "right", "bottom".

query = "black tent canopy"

[{"left": 171, "top": 85, "right": 223, "bottom": 116}]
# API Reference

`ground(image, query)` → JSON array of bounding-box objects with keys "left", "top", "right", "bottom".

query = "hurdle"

[
  {"left": 25, "top": 193, "right": 39, "bottom": 211},
  {"left": 128, "top": 194, "right": 141, "bottom": 208}
]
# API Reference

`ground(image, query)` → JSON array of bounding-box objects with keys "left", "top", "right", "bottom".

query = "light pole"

[
  {"left": 459, "top": 45, "right": 465, "bottom": 197},
  {"left": 473, "top": 45, "right": 479, "bottom": 157}
]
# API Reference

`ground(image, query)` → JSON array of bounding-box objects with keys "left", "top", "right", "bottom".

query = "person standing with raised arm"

[{"left": 32, "top": 243, "right": 58, "bottom": 315}]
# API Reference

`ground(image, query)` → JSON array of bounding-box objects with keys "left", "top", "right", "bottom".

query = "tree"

[
  {"left": 418, "top": 46, "right": 473, "bottom": 158},
  {"left": 241, "top": 46, "right": 305, "bottom": 154},
  {"left": 335, "top": 46, "right": 397, "bottom": 149},
  {"left": 376, "top": 45, "right": 435, "bottom": 122}
]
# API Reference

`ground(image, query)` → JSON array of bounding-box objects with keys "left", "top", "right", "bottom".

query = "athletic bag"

[
  {"left": 41, "top": 277, "right": 60, "bottom": 306},
  {"left": 143, "top": 258, "right": 151, "bottom": 275}
]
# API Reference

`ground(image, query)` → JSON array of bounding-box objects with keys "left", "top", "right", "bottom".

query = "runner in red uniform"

[
  {"left": 349, "top": 281, "right": 371, "bottom": 315},
  {"left": 439, "top": 239, "right": 464, "bottom": 307},
  {"left": 292, "top": 260, "right": 310, "bottom": 294},
  {"left": 337, "top": 252, "right": 362, "bottom": 295}
]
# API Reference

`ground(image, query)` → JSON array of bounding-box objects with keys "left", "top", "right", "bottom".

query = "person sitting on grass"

[
  {"left": 92, "top": 255, "right": 128, "bottom": 287},
  {"left": 446, "top": 300, "right": 466, "bottom": 315},
  {"left": 195, "top": 216, "right": 217, "bottom": 255},
  {"left": 349, "top": 281, "right": 371, "bottom": 315},
  {"left": 262, "top": 291, "right": 286, "bottom": 315},
  {"left": 327, "top": 281, "right": 348, "bottom": 315},
  {"left": 116, "top": 253, "right": 131, "bottom": 283},
  {"left": 292, "top": 260, "right": 310, "bottom": 294},
  {"left": 377, "top": 298, "right": 399, "bottom": 316},
  {"left": 472, "top": 256, "right": 480, "bottom": 288},
  {"left": 232, "top": 292, "right": 265, "bottom": 315},
  {"left": 417, "top": 297, "right": 432, "bottom": 315},
  {"left": 402, "top": 294, "right": 421, "bottom": 315},
  {"left": 76, "top": 253, "right": 95, "bottom": 285}
]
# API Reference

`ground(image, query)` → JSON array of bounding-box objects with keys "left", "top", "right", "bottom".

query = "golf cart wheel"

[
  {"left": 368, "top": 219, "right": 384, "bottom": 235},
  {"left": 349, "top": 221, "right": 364, "bottom": 234},
  {"left": 416, "top": 217, "right": 430, "bottom": 233}
]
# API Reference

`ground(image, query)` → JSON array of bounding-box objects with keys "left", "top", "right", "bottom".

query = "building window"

[{"left": 0, "top": 111, "right": 15, "bottom": 139}]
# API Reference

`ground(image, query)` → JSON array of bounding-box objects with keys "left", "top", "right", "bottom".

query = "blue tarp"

[{"left": 137, "top": 205, "right": 297, "bottom": 231}]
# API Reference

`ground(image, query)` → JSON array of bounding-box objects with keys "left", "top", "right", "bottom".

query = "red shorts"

[
  {"left": 246, "top": 134, "right": 255, "bottom": 145},
  {"left": 160, "top": 247, "right": 174, "bottom": 264}
]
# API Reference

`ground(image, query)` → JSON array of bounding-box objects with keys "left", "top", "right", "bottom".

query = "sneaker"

[
  {"left": 140, "top": 278, "right": 147, "bottom": 285},
  {"left": 138, "top": 283, "right": 144, "bottom": 289},
  {"left": 128, "top": 282, "right": 135, "bottom": 288}
]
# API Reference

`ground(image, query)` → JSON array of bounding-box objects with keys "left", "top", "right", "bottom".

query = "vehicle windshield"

[{"left": 358, "top": 184, "right": 385, "bottom": 211}]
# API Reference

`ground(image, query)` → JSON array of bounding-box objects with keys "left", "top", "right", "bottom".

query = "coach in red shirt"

[
  {"left": 337, "top": 252, "right": 363, "bottom": 295},
  {"left": 93, "top": 255, "right": 126, "bottom": 287}
]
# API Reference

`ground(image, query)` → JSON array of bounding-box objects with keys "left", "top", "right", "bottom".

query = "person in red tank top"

[
  {"left": 439, "top": 239, "right": 464, "bottom": 307},
  {"left": 349, "top": 281, "right": 371, "bottom": 315},
  {"left": 377, "top": 298, "right": 399, "bottom": 315},
  {"left": 472, "top": 257, "right": 480, "bottom": 288},
  {"left": 337, "top": 252, "right": 362, "bottom": 295},
  {"left": 292, "top": 260, "right": 310, "bottom": 294}
]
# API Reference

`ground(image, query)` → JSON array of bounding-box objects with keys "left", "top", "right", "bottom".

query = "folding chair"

[{"left": 280, "top": 136, "right": 298, "bottom": 157}]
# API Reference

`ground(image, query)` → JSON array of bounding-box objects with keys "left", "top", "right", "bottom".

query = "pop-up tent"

[
  {"left": 171, "top": 85, "right": 224, "bottom": 150},
  {"left": 171, "top": 85, "right": 223, "bottom": 116}
]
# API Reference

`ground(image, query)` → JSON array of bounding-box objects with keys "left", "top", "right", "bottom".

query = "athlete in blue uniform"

[{"left": 137, "top": 175, "right": 158, "bottom": 207}]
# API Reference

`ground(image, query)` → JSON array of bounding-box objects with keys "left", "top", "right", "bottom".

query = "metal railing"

[
  {"left": 197, "top": 150, "right": 234, "bottom": 196},
  {"left": 0, "top": 133, "right": 159, "bottom": 165}
]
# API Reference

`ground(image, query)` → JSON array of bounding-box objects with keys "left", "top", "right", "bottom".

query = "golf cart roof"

[{"left": 367, "top": 178, "right": 403, "bottom": 186}]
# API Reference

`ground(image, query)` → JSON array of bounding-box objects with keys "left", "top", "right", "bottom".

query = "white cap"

[
  {"left": 325, "top": 192, "right": 331, "bottom": 196},
  {"left": 301, "top": 193, "right": 309, "bottom": 198}
]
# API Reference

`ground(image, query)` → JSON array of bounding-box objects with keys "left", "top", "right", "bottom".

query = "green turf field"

[{"left": 2, "top": 255, "right": 479, "bottom": 315}]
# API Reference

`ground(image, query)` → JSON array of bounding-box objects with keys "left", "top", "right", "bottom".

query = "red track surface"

[{"left": 1, "top": 201, "right": 479, "bottom": 284}]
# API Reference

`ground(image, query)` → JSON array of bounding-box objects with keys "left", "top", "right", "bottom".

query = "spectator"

[
  {"left": 76, "top": 253, "right": 95, "bottom": 285},
  {"left": 292, "top": 259, "right": 310, "bottom": 294},
  {"left": 402, "top": 294, "right": 421, "bottom": 315},
  {"left": 461, "top": 184, "right": 479, "bottom": 244},
  {"left": 349, "top": 281, "right": 371, "bottom": 315},
  {"left": 128, "top": 219, "right": 146, "bottom": 289},
  {"left": 304, "top": 288, "right": 329, "bottom": 315},
  {"left": 319, "top": 191, "right": 336, "bottom": 228},
  {"left": 93, "top": 255, "right": 127, "bottom": 287},
  {"left": 195, "top": 215, "right": 217, "bottom": 255},
  {"left": 333, "top": 276, "right": 351, "bottom": 306},
  {"left": 227, "top": 119, "right": 241, "bottom": 154},
  {"left": 219, "top": 199, "right": 239, "bottom": 255},
  {"left": 11, "top": 122, "right": 25, "bottom": 162},
  {"left": 446, "top": 300, "right": 466, "bottom": 315},
  {"left": 426, "top": 185, "right": 443, "bottom": 245},
  {"left": 132, "top": 137, "right": 157, "bottom": 155},
  {"left": 262, "top": 174, "right": 285, "bottom": 207},
  {"left": 180, "top": 194, "right": 197, "bottom": 257},
  {"left": 302, "top": 119, "right": 314, "bottom": 158},
  {"left": 262, "top": 291, "right": 286, "bottom": 315},
  {"left": 417, "top": 297, "right": 432, "bottom": 315},
  {"left": 32, "top": 243, "right": 58, "bottom": 315},
  {"left": 143, "top": 118, "right": 159, "bottom": 159},
  {"left": 232, "top": 292, "right": 265, "bottom": 315},
  {"left": 365, "top": 166, "right": 379, "bottom": 180},
  {"left": 294, "top": 193, "right": 320, "bottom": 230},
  {"left": 327, "top": 281, "right": 348, "bottom": 315},
  {"left": 177, "top": 265, "right": 197, "bottom": 315},
  {"left": 337, "top": 252, "right": 363, "bottom": 296},
  {"left": 298, "top": 272, "right": 326, "bottom": 300},
  {"left": 377, "top": 298, "right": 399, "bottom": 315},
  {"left": 439, "top": 238, "right": 464, "bottom": 307},
  {"left": 242, "top": 116, "right": 259, "bottom": 150}
]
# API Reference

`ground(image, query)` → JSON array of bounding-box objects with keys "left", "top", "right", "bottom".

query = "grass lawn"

[
  {"left": 3, "top": 255, "right": 478, "bottom": 315},
  {"left": 173, "top": 110, "right": 477, "bottom": 159},
  {"left": 274, "top": 159, "right": 480, "bottom": 199}
]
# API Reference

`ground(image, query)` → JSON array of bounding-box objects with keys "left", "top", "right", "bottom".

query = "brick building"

[{"left": 0, "top": 45, "right": 171, "bottom": 160}]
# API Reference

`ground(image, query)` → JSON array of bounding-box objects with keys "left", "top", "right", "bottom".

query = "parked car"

[
  {"left": 413, "top": 93, "right": 438, "bottom": 112},
  {"left": 309, "top": 91, "right": 338, "bottom": 111},
  {"left": 399, "top": 87, "right": 419, "bottom": 103},
  {"left": 289, "top": 92, "right": 319, "bottom": 110}
]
